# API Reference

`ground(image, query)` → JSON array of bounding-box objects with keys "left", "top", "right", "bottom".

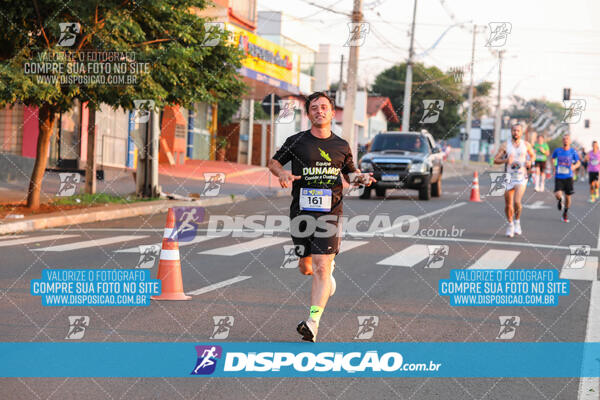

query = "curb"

[{"left": 0, "top": 189, "right": 291, "bottom": 235}]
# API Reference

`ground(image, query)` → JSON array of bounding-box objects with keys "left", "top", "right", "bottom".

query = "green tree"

[
  {"left": 462, "top": 81, "right": 494, "bottom": 119},
  {"left": 0, "top": 0, "right": 245, "bottom": 209},
  {"left": 371, "top": 62, "right": 463, "bottom": 141}
]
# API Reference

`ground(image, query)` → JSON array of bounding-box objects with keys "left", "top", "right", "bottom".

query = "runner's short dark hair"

[{"left": 305, "top": 91, "right": 334, "bottom": 113}]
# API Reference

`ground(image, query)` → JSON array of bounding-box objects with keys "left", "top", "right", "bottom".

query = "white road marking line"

[
  {"left": 597, "top": 220, "right": 600, "bottom": 253},
  {"left": 188, "top": 276, "right": 252, "bottom": 296},
  {"left": 375, "top": 202, "right": 467, "bottom": 235},
  {"left": 42, "top": 228, "right": 600, "bottom": 252},
  {"left": 114, "top": 236, "right": 216, "bottom": 253},
  {"left": 199, "top": 237, "right": 290, "bottom": 256},
  {"left": 339, "top": 240, "right": 369, "bottom": 253},
  {"left": 377, "top": 244, "right": 429, "bottom": 267},
  {"left": 0, "top": 234, "right": 79, "bottom": 248},
  {"left": 467, "top": 249, "right": 520, "bottom": 270},
  {"left": 32, "top": 235, "right": 148, "bottom": 252},
  {"left": 560, "top": 256, "right": 599, "bottom": 282},
  {"left": 578, "top": 281, "right": 600, "bottom": 400}
]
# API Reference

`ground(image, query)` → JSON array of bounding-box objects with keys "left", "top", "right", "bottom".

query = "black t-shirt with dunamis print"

[{"left": 272, "top": 130, "right": 356, "bottom": 217}]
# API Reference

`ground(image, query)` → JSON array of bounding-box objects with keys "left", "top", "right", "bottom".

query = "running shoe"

[
  {"left": 514, "top": 220, "right": 522, "bottom": 235},
  {"left": 330, "top": 260, "right": 336, "bottom": 297},
  {"left": 562, "top": 211, "right": 569, "bottom": 223},
  {"left": 590, "top": 196, "right": 596, "bottom": 203},
  {"left": 506, "top": 223, "right": 514, "bottom": 238},
  {"left": 297, "top": 319, "right": 318, "bottom": 342}
]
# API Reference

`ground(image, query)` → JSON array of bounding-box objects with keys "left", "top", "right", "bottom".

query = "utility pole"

[
  {"left": 341, "top": 0, "right": 363, "bottom": 157},
  {"left": 493, "top": 50, "right": 505, "bottom": 148},
  {"left": 463, "top": 25, "right": 478, "bottom": 165},
  {"left": 338, "top": 54, "right": 344, "bottom": 90},
  {"left": 401, "top": 0, "right": 418, "bottom": 132}
]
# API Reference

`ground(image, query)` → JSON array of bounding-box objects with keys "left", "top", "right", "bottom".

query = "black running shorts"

[
  {"left": 291, "top": 213, "right": 342, "bottom": 258},
  {"left": 554, "top": 177, "right": 574, "bottom": 195}
]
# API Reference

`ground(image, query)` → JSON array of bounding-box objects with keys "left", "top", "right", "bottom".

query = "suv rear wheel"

[
  {"left": 431, "top": 176, "right": 442, "bottom": 197},
  {"left": 419, "top": 176, "right": 431, "bottom": 200}
]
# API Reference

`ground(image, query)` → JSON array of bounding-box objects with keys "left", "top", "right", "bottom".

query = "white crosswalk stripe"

[
  {"left": 467, "top": 249, "right": 520, "bottom": 270},
  {"left": 339, "top": 240, "right": 368, "bottom": 253},
  {"left": 114, "top": 236, "right": 216, "bottom": 253},
  {"left": 188, "top": 276, "right": 252, "bottom": 295},
  {"left": 560, "top": 256, "right": 599, "bottom": 281},
  {"left": 376, "top": 244, "right": 429, "bottom": 267},
  {"left": 0, "top": 234, "right": 79, "bottom": 248},
  {"left": 199, "top": 237, "right": 290, "bottom": 256},
  {"left": 32, "top": 235, "right": 148, "bottom": 252}
]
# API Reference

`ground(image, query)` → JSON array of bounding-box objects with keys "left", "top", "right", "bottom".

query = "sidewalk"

[{"left": 0, "top": 159, "right": 481, "bottom": 235}]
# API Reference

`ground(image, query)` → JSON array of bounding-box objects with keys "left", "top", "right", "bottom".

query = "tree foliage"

[{"left": 371, "top": 62, "right": 463, "bottom": 141}]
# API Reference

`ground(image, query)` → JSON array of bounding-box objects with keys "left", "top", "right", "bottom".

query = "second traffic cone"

[
  {"left": 469, "top": 171, "right": 482, "bottom": 202},
  {"left": 151, "top": 208, "right": 191, "bottom": 301}
]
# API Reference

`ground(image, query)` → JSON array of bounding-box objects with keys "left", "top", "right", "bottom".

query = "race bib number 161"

[{"left": 300, "top": 188, "right": 332, "bottom": 212}]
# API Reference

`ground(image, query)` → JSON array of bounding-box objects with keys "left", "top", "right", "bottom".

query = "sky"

[{"left": 257, "top": 0, "right": 600, "bottom": 147}]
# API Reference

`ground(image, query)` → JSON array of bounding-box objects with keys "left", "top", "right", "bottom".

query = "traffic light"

[
  {"left": 563, "top": 88, "right": 571, "bottom": 101},
  {"left": 585, "top": 119, "right": 590, "bottom": 128}
]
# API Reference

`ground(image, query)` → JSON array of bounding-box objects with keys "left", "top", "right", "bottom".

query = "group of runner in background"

[{"left": 496, "top": 124, "right": 598, "bottom": 237}]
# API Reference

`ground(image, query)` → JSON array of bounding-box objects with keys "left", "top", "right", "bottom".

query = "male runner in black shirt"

[{"left": 268, "top": 91, "right": 375, "bottom": 342}]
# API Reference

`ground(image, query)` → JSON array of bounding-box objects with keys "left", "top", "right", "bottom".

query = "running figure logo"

[
  {"left": 281, "top": 245, "right": 304, "bottom": 269},
  {"left": 57, "top": 22, "right": 80, "bottom": 47},
  {"left": 344, "top": 183, "right": 365, "bottom": 197},
  {"left": 485, "top": 22, "right": 512, "bottom": 47},
  {"left": 496, "top": 316, "right": 520, "bottom": 340},
  {"left": 136, "top": 245, "right": 161, "bottom": 269},
  {"left": 354, "top": 316, "right": 379, "bottom": 340},
  {"left": 565, "top": 245, "right": 590, "bottom": 269},
  {"left": 562, "top": 99, "right": 586, "bottom": 124},
  {"left": 210, "top": 316, "right": 234, "bottom": 339},
  {"left": 65, "top": 316, "right": 89, "bottom": 340},
  {"left": 201, "top": 22, "right": 225, "bottom": 47},
  {"left": 420, "top": 100, "right": 444, "bottom": 124},
  {"left": 344, "top": 22, "right": 370, "bottom": 47},
  {"left": 425, "top": 245, "right": 449, "bottom": 269},
  {"left": 133, "top": 100, "right": 155, "bottom": 124},
  {"left": 488, "top": 173, "right": 511, "bottom": 196},
  {"left": 191, "top": 345, "right": 222, "bottom": 375},
  {"left": 202, "top": 173, "right": 225, "bottom": 197},
  {"left": 57, "top": 173, "right": 81, "bottom": 196},
  {"left": 276, "top": 101, "right": 296, "bottom": 124},
  {"left": 170, "top": 207, "right": 205, "bottom": 242}
]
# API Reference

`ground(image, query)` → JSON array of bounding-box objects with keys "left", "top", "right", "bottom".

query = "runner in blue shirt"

[{"left": 551, "top": 134, "right": 581, "bottom": 222}]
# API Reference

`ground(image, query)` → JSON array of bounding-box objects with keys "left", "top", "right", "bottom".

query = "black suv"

[{"left": 358, "top": 131, "right": 444, "bottom": 200}]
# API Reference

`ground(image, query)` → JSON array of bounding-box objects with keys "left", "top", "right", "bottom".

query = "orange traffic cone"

[
  {"left": 151, "top": 208, "right": 191, "bottom": 301},
  {"left": 469, "top": 171, "right": 482, "bottom": 202}
]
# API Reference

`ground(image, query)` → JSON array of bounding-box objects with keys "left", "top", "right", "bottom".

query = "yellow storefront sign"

[{"left": 226, "top": 23, "right": 300, "bottom": 93}]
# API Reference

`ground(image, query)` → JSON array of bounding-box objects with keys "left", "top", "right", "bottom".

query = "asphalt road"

[{"left": 1, "top": 173, "right": 599, "bottom": 399}]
